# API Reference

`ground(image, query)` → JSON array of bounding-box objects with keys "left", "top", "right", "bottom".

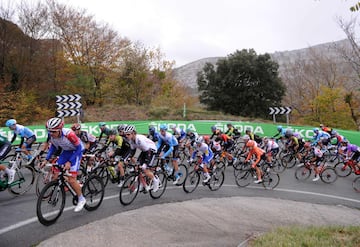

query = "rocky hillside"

[{"left": 172, "top": 39, "right": 352, "bottom": 91}]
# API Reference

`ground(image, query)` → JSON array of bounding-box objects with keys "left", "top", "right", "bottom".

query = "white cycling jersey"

[{"left": 129, "top": 134, "right": 157, "bottom": 152}]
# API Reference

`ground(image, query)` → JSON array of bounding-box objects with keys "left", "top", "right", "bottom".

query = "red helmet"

[
  {"left": 304, "top": 142, "right": 311, "bottom": 149},
  {"left": 203, "top": 135, "right": 210, "bottom": 142},
  {"left": 71, "top": 123, "right": 81, "bottom": 131}
]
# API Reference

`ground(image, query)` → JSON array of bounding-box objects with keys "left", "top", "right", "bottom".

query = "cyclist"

[
  {"left": 285, "top": 129, "right": 303, "bottom": 160},
  {"left": 98, "top": 122, "right": 111, "bottom": 143},
  {"left": 171, "top": 125, "right": 187, "bottom": 146},
  {"left": 6, "top": 119, "right": 36, "bottom": 164},
  {"left": 124, "top": 125, "right": 160, "bottom": 192},
  {"left": 263, "top": 137, "right": 279, "bottom": 164},
  {"left": 210, "top": 126, "right": 221, "bottom": 140},
  {"left": 311, "top": 128, "right": 331, "bottom": 150},
  {"left": 303, "top": 142, "right": 325, "bottom": 181},
  {"left": 71, "top": 123, "right": 98, "bottom": 154},
  {"left": 214, "top": 131, "right": 237, "bottom": 165},
  {"left": 273, "top": 125, "right": 286, "bottom": 140},
  {"left": 147, "top": 125, "right": 160, "bottom": 143},
  {"left": 339, "top": 140, "right": 360, "bottom": 174},
  {"left": 244, "top": 140, "right": 265, "bottom": 184},
  {"left": 190, "top": 136, "right": 213, "bottom": 183},
  {"left": 185, "top": 128, "right": 198, "bottom": 157},
  {"left": 40, "top": 117, "right": 86, "bottom": 212},
  {"left": 0, "top": 133, "right": 14, "bottom": 183},
  {"left": 157, "top": 124, "right": 182, "bottom": 185},
  {"left": 320, "top": 124, "right": 335, "bottom": 137},
  {"left": 117, "top": 124, "right": 128, "bottom": 137}
]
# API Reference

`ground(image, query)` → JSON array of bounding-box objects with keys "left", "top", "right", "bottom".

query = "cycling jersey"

[
  {"left": 172, "top": 127, "right": 186, "bottom": 142},
  {"left": 191, "top": 142, "right": 214, "bottom": 165},
  {"left": 10, "top": 124, "right": 36, "bottom": 147},
  {"left": 157, "top": 132, "right": 178, "bottom": 158},
  {"left": 312, "top": 130, "right": 331, "bottom": 146}
]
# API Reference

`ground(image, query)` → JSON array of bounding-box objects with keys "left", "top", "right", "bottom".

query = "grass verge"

[{"left": 248, "top": 225, "right": 360, "bottom": 247}]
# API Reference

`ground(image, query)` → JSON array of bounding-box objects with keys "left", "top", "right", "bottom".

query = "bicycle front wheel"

[
  {"left": 271, "top": 159, "right": 286, "bottom": 174},
  {"left": 334, "top": 162, "right": 352, "bottom": 177},
  {"left": 93, "top": 166, "right": 110, "bottom": 187},
  {"left": 150, "top": 171, "right": 167, "bottom": 199},
  {"left": 183, "top": 170, "right": 200, "bottom": 193},
  {"left": 36, "top": 180, "right": 66, "bottom": 226},
  {"left": 35, "top": 170, "right": 53, "bottom": 197},
  {"left": 208, "top": 168, "right": 224, "bottom": 191},
  {"left": 83, "top": 175, "right": 105, "bottom": 211},
  {"left": 9, "top": 165, "right": 35, "bottom": 195},
  {"left": 262, "top": 172, "right": 280, "bottom": 189},
  {"left": 119, "top": 174, "right": 139, "bottom": 206}
]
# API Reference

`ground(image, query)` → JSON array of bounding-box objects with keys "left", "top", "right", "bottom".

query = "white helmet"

[
  {"left": 195, "top": 136, "right": 203, "bottom": 144},
  {"left": 243, "top": 134, "right": 250, "bottom": 141}
]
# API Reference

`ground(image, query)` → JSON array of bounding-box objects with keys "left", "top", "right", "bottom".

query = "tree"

[{"left": 197, "top": 49, "right": 285, "bottom": 118}]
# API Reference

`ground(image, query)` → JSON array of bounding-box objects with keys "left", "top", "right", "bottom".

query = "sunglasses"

[
  {"left": 48, "top": 130, "right": 59, "bottom": 133},
  {"left": 125, "top": 133, "right": 132, "bottom": 136}
]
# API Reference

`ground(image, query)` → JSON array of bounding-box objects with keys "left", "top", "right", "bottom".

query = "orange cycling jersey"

[{"left": 245, "top": 146, "right": 265, "bottom": 168}]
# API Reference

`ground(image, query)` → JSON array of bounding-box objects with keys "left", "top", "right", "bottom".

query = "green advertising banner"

[{"left": 1, "top": 120, "right": 360, "bottom": 146}]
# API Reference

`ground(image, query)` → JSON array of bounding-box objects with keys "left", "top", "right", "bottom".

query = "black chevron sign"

[
  {"left": 56, "top": 110, "right": 80, "bottom": 117},
  {"left": 56, "top": 101, "right": 82, "bottom": 110},
  {"left": 56, "top": 94, "right": 81, "bottom": 103}
]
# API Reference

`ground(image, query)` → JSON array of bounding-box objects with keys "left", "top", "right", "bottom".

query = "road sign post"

[
  {"left": 269, "top": 106, "right": 292, "bottom": 124},
  {"left": 56, "top": 94, "right": 82, "bottom": 122}
]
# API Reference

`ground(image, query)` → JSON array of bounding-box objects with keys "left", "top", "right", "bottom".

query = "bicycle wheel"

[
  {"left": 9, "top": 165, "right": 35, "bottom": 195},
  {"left": 174, "top": 164, "right": 188, "bottom": 186},
  {"left": 234, "top": 170, "right": 252, "bottom": 187},
  {"left": 334, "top": 162, "right": 352, "bottom": 177},
  {"left": 150, "top": 171, "right": 167, "bottom": 199},
  {"left": 119, "top": 174, "right": 139, "bottom": 206},
  {"left": 93, "top": 166, "right": 110, "bottom": 187},
  {"left": 83, "top": 175, "right": 105, "bottom": 211},
  {"left": 35, "top": 170, "right": 53, "bottom": 197},
  {"left": 352, "top": 177, "right": 360, "bottom": 193},
  {"left": 183, "top": 170, "right": 200, "bottom": 193},
  {"left": 215, "top": 160, "right": 226, "bottom": 170},
  {"left": 208, "top": 168, "right": 224, "bottom": 191},
  {"left": 320, "top": 167, "right": 337, "bottom": 184},
  {"left": 271, "top": 159, "right": 286, "bottom": 173},
  {"left": 262, "top": 172, "right": 280, "bottom": 189},
  {"left": 281, "top": 154, "right": 298, "bottom": 169},
  {"left": 36, "top": 180, "right": 66, "bottom": 226},
  {"left": 3, "top": 154, "right": 16, "bottom": 162},
  {"left": 294, "top": 165, "right": 311, "bottom": 181}
]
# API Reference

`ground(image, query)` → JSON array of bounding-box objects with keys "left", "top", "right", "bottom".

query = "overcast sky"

[{"left": 56, "top": 0, "right": 358, "bottom": 67}]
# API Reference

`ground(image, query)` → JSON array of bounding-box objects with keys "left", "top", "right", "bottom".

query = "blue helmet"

[
  {"left": 277, "top": 125, "right": 283, "bottom": 131},
  {"left": 6, "top": 119, "right": 16, "bottom": 127},
  {"left": 313, "top": 128, "right": 319, "bottom": 133},
  {"left": 149, "top": 126, "right": 155, "bottom": 133},
  {"left": 159, "top": 124, "right": 167, "bottom": 131},
  {"left": 211, "top": 126, "right": 216, "bottom": 131},
  {"left": 98, "top": 122, "right": 106, "bottom": 127}
]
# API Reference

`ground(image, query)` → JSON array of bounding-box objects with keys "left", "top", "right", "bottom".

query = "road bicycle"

[
  {"left": 119, "top": 163, "right": 167, "bottom": 206},
  {"left": 351, "top": 175, "right": 360, "bottom": 193},
  {"left": 294, "top": 160, "right": 337, "bottom": 184},
  {"left": 234, "top": 160, "right": 280, "bottom": 189},
  {"left": 183, "top": 156, "right": 225, "bottom": 193},
  {"left": 0, "top": 160, "right": 35, "bottom": 195},
  {"left": 36, "top": 164, "right": 105, "bottom": 226}
]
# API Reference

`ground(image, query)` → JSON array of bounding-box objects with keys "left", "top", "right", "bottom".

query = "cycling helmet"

[
  {"left": 109, "top": 129, "right": 117, "bottom": 135},
  {"left": 186, "top": 128, "right": 193, "bottom": 133},
  {"left": 211, "top": 126, "right": 217, "bottom": 131},
  {"left": 124, "top": 125, "right": 136, "bottom": 133},
  {"left": 341, "top": 139, "right": 349, "bottom": 144},
  {"left": 159, "top": 124, "right": 167, "bottom": 131},
  {"left": 195, "top": 136, "right": 203, "bottom": 144},
  {"left": 71, "top": 123, "right": 81, "bottom": 131},
  {"left": 46, "top": 117, "right": 64, "bottom": 131},
  {"left": 5, "top": 119, "right": 16, "bottom": 127},
  {"left": 277, "top": 125, "right": 283, "bottom": 131},
  {"left": 203, "top": 135, "right": 210, "bottom": 143},
  {"left": 319, "top": 124, "right": 324, "bottom": 128},
  {"left": 245, "top": 128, "right": 251, "bottom": 133},
  {"left": 285, "top": 129, "right": 293, "bottom": 137},
  {"left": 246, "top": 140, "right": 255, "bottom": 148},
  {"left": 149, "top": 126, "right": 155, "bottom": 133},
  {"left": 117, "top": 124, "right": 128, "bottom": 132},
  {"left": 98, "top": 122, "right": 106, "bottom": 127},
  {"left": 313, "top": 128, "right": 319, "bottom": 133},
  {"left": 243, "top": 134, "right": 250, "bottom": 141}
]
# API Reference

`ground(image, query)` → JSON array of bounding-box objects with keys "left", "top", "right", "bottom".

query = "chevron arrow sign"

[
  {"left": 56, "top": 94, "right": 81, "bottom": 103},
  {"left": 56, "top": 101, "right": 82, "bottom": 110},
  {"left": 56, "top": 110, "right": 80, "bottom": 117},
  {"left": 269, "top": 106, "right": 292, "bottom": 115}
]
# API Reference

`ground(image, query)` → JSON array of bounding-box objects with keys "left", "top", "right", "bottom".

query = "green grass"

[{"left": 248, "top": 226, "right": 360, "bottom": 247}]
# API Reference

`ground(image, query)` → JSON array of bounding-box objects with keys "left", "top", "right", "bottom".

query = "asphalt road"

[{"left": 1, "top": 164, "right": 360, "bottom": 247}]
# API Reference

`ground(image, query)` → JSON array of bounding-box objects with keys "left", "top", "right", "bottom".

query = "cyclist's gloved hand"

[{"left": 15, "top": 148, "right": 22, "bottom": 152}]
